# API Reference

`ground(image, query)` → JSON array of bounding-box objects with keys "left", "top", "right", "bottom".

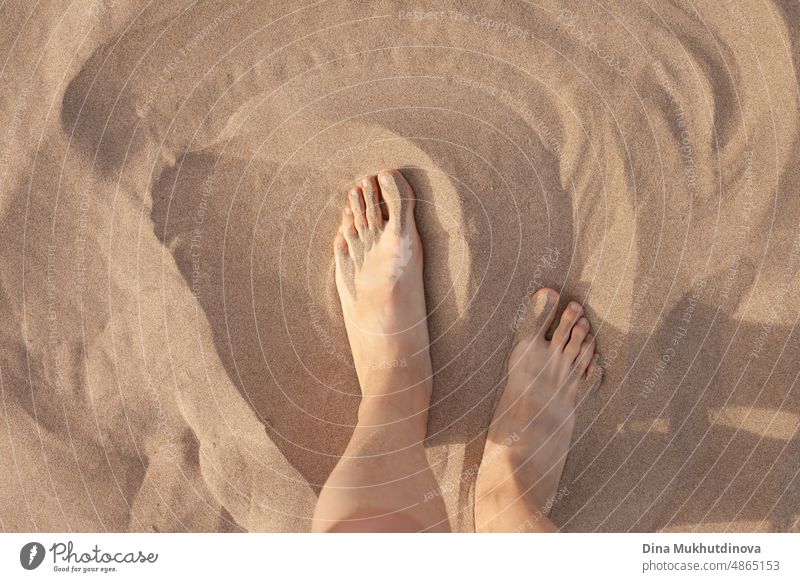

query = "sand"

[{"left": 1, "top": 0, "right": 798, "bottom": 532}]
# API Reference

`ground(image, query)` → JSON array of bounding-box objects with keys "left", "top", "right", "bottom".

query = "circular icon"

[{"left": 20, "top": 542, "right": 45, "bottom": 570}]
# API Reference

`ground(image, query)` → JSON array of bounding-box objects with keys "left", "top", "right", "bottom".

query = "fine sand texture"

[{"left": 1, "top": 0, "right": 799, "bottom": 532}]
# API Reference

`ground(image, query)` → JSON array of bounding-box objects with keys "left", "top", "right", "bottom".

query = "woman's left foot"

[{"left": 475, "top": 288, "right": 603, "bottom": 532}]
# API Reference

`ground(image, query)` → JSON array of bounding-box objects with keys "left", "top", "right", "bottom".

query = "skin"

[
  {"left": 312, "top": 169, "right": 602, "bottom": 532},
  {"left": 312, "top": 169, "right": 449, "bottom": 532},
  {"left": 475, "top": 289, "right": 603, "bottom": 532}
]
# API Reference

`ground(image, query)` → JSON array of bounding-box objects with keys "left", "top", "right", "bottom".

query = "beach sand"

[{"left": 1, "top": 0, "right": 798, "bottom": 532}]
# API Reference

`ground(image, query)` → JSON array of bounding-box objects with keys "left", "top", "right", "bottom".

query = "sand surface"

[{"left": 1, "top": 0, "right": 799, "bottom": 532}]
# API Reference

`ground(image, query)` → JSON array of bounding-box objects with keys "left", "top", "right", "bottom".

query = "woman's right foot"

[
  {"left": 475, "top": 288, "right": 603, "bottom": 532},
  {"left": 333, "top": 169, "right": 432, "bottom": 437}
]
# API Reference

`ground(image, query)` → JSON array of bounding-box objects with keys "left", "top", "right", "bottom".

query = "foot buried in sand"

[
  {"left": 312, "top": 170, "right": 449, "bottom": 532},
  {"left": 333, "top": 169, "right": 433, "bottom": 434},
  {"left": 476, "top": 288, "right": 603, "bottom": 532}
]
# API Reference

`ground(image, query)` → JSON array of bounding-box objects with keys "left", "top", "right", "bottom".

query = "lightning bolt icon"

[{"left": 29, "top": 545, "right": 38, "bottom": 566}]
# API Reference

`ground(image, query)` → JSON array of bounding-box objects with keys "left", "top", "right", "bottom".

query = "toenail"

[
  {"left": 578, "top": 318, "right": 588, "bottom": 327},
  {"left": 344, "top": 208, "right": 353, "bottom": 215},
  {"left": 569, "top": 301, "right": 582, "bottom": 312}
]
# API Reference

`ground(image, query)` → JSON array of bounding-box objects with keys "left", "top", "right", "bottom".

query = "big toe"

[
  {"left": 377, "top": 169, "right": 415, "bottom": 233},
  {"left": 360, "top": 175, "right": 384, "bottom": 231}
]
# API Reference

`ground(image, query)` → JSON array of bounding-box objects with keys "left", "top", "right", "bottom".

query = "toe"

[
  {"left": 377, "top": 169, "right": 415, "bottom": 232},
  {"left": 361, "top": 176, "right": 384, "bottom": 231},
  {"left": 552, "top": 301, "right": 583, "bottom": 348},
  {"left": 575, "top": 334, "right": 595, "bottom": 374},
  {"left": 349, "top": 187, "right": 368, "bottom": 234},
  {"left": 342, "top": 206, "right": 358, "bottom": 249},
  {"left": 333, "top": 228, "right": 348, "bottom": 261},
  {"left": 513, "top": 288, "right": 559, "bottom": 343},
  {"left": 587, "top": 354, "right": 603, "bottom": 381},
  {"left": 566, "top": 342, "right": 600, "bottom": 398},
  {"left": 565, "top": 317, "right": 589, "bottom": 359}
]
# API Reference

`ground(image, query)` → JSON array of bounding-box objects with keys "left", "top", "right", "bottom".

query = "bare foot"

[
  {"left": 334, "top": 169, "right": 432, "bottom": 436},
  {"left": 475, "top": 288, "right": 603, "bottom": 532},
  {"left": 312, "top": 173, "right": 445, "bottom": 532}
]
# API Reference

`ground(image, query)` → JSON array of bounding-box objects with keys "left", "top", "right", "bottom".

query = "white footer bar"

[{"left": 1, "top": 533, "right": 797, "bottom": 581}]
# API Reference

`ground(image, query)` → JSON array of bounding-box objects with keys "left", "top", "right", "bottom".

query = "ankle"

[
  {"left": 357, "top": 394, "right": 429, "bottom": 437},
  {"left": 476, "top": 478, "right": 555, "bottom": 532},
  {"left": 358, "top": 365, "right": 432, "bottom": 410}
]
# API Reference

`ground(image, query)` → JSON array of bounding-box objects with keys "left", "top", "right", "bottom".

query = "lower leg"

[
  {"left": 312, "top": 169, "right": 449, "bottom": 532},
  {"left": 313, "top": 388, "right": 448, "bottom": 532},
  {"left": 475, "top": 289, "right": 603, "bottom": 532}
]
